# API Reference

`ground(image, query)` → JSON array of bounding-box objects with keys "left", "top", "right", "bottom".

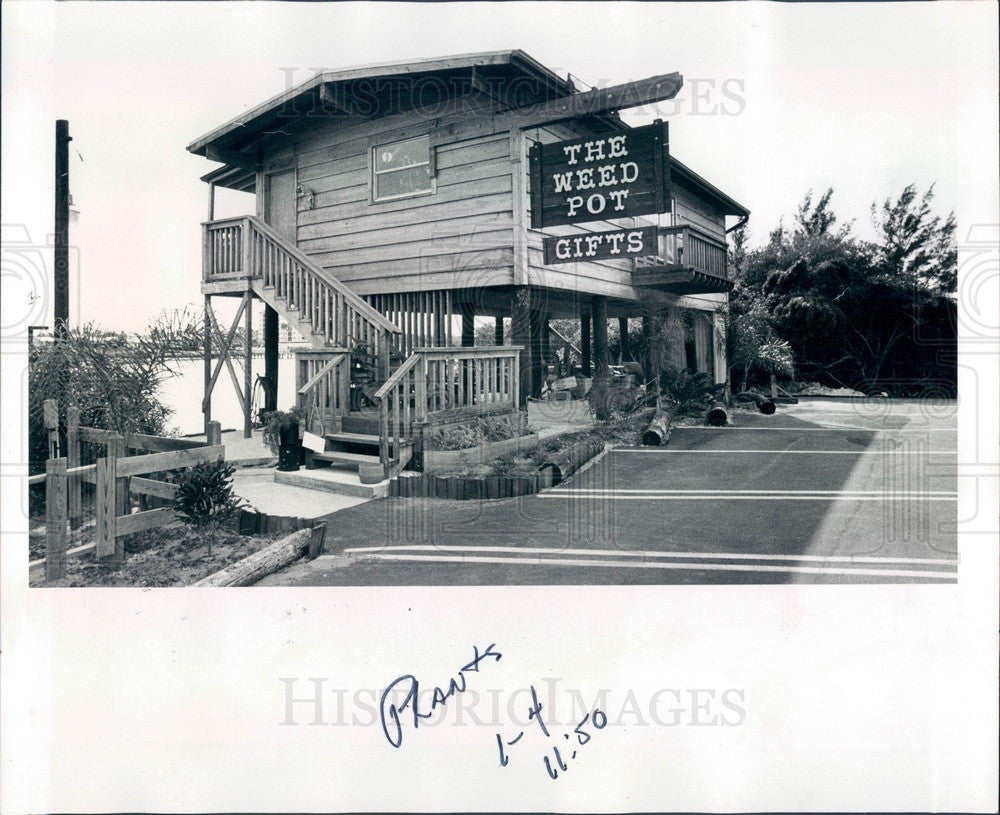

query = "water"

[{"left": 158, "top": 356, "right": 298, "bottom": 436}]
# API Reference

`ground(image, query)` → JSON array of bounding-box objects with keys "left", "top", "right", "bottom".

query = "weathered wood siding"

[
  {"left": 293, "top": 96, "right": 515, "bottom": 295},
  {"left": 671, "top": 179, "right": 727, "bottom": 241}
]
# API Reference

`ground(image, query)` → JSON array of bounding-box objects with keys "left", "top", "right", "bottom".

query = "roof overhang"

[
  {"left": 669, "top": 158, "right": 749, "bottom": 218},
  {"left": 187, "top": 49, "right": 578, "bottom": 160}
]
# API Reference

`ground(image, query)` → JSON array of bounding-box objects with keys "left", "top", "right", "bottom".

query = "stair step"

[
  {"left": 340, "top": 413, "right": 382, "bottom": 435},
  {"left": 325, "top": 432, "right": 380, "bottom": 446},
  {"left": 311, "top": 450, "right": 382, "bottom": 467}
]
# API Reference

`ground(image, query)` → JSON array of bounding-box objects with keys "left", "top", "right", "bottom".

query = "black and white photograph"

[{"left": 1, "top": 0, "right": 997, "bottom": 812}]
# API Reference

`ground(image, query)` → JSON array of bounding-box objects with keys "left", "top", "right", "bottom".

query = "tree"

[
  {"left": 733, "top": 185, "right": 956, "bottom": 395},
  {"left": 871, "top": 183, "right": 957, "bottom": 292}
]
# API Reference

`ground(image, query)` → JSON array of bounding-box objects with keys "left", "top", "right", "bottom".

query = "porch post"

[
  {"left": 264, "top": 305, "right": 279, "bottom": 413},
  {"left": 580, "top": 309, "right": 592, "bottom": 377},
  {"left": 592, "top": 295, "right": 610, "bottom": 419},
  {"left": 618, "top": 317, "right": 630, "bottom": 362},
  {"left": 510, "top": 287, "right": 532, "bottom": 408},
  {"left": 592, "top": 296, "right": 609, "bottom": 378},
  {"left": 529, "top": 306, "right": 544, "bottom": 398},
  {"left": 203, "top": 295, "right": 212, "bottom": 433},
  {"left": 461, "top": 302, "right": 475, "bottom": 347},
  {"left": 494, "top": 316, "right": 504, "bottom": 345},
  {"left": 244, "top": 293, "right": 253, "bottom": 438},
  {"left": 642, "top": 315, "right": 656, "bottom": 392}
]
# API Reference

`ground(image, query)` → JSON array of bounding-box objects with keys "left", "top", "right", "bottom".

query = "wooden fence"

[{"left": 29, "top": 400, "right": 225, "bottom": 580}]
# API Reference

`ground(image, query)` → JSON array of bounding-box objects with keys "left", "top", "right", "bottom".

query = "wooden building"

[{"left": 189, "top": 50, "right": 748, "bottom": 481}]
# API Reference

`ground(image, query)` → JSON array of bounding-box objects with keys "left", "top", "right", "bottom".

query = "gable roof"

[
  {"left": 190, "top": 50, "right": 748, "bottom": 217},
  {"left": 187, "top": 49, "right": 574, "bottom": 158}
]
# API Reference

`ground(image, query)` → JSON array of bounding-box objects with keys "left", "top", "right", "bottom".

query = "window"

[{"left": 372, "top": 134, "right": 434, "bottom": 202}]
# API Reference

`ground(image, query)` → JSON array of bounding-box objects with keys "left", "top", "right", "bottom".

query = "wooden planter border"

[{"left": 388, "top": 438, "right": 606, "bottom": 500}]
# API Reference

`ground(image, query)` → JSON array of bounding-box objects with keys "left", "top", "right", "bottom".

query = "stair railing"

[
  {"left": 204, "top": 216, "right": 399, "bottom": 364},
  {"left": 372, "top": 346, "right": 521, "bottom": 479},
  {"left": 373, "top": 353, "right": 423, "bottom": 474},
  {"left": 296, "top": 351, "right": 349, "bottom": 436}
]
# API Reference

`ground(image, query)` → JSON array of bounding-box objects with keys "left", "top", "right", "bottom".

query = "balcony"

[{"left": 632, "top": 224, "right": 732, "bottom": 295}]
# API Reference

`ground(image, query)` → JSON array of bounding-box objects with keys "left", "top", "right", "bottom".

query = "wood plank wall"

[{"left": 294, "top": 96, "right": 515, "bottom": 296}]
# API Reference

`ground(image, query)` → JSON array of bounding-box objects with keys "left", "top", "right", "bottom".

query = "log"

[
  {"left": 735, "top": 390, "right": 777, "bottom": 414},
  {"left": 706, "top": 402, "right": 729, "bottom": 427},
  {"left": 539, "top": 438, "right": 599, "bottom": 483},
  {"left": 193, "top": 526, "right": 326, "bottom": 587},
  {"left": 642, "top": 409, "right": 675, "bottom": 446}
]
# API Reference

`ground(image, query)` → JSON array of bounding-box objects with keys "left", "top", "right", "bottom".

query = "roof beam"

[
  {"left": 502, "top": 72, "right": 683, "bottom": 130},
  {"left": 205, "top": 144, "right": 257, "bottom": 171}
]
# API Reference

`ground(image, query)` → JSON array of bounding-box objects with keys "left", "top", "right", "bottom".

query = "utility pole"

[{"left": 54, "top": 120, "right": 71, "bottom": 338}]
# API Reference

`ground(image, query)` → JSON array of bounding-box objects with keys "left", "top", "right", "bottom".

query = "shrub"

[
  {"left": 29, "top": 324, "right": 178, "bottom": 470},
  {"left": 173, "top": 460, "right": 246, "bottom": 556},
  {"left": 659, "top": 368, "right": 725, "bottom": 413}
]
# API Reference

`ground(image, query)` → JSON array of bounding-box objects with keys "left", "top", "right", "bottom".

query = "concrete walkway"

[{"left": 231, "top": 467, "right": 370, "bottom": 519}]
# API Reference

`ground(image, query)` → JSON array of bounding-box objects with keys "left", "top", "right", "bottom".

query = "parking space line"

[
  {"left": 612, "top": 449, "right": 958, "bottom": 455},
  {"left": 672, "top": 427, "right": 956, "bottom": 432},
  {"left": 343, "top": 543, "right": 957, "bottom": 567},
  {"left": 357, "top": 553, "right": 957, "bottom": 580},
  {"left": 540, "top": 489, "right": 956, "bottom": 502},
  {"left": 539, "top": 494, "right": 957, "bottom": 501}
]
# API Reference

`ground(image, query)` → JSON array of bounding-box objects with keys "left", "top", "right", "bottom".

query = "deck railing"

[
  {"left": 203, "top": 216, "right": 399, "bottom": 356},
  {"left": 296, "top": 351, "right": 350, "bottom": 436},
  {"left": 645, "top": 224, "right": 729, "bottom": 279},
  {"left": 372, "top": 346, "right": 521, "bottom": 476}
]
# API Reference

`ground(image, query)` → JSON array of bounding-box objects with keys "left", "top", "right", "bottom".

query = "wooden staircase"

[{"left": 203, "top": 216, "right": 522, "bottom": 487}]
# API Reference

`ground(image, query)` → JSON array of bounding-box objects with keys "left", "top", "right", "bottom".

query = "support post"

[
  {"left": 43, "top": 398, "right": 60, "bottom": 459},
  {"left": 618, "top": 317, "right": 630, "bottom": 362},
  {"left": 529, "top": 307, "right": 545, "bottom": 398},
  {"left": 510, "top": 287, "right": 532, "bottom": 408},
  {"left": 461, "top": 303, "right": 475, "bottom": 347},
  {"left": 105, "top": 436, "right": 128, "bottom": 561},
  {"left": 592, "top": 296, "right": 610, "bottom": 420},
  {"left": 66, "top": 406, "right": 81, "bottom": 530},
  {"left": 45, "top": 457, "right": 68, "bottom": 580},
  {"left": 264, "top": 305, "right": 279, "bottom": 414},
  {"left": 580, "top": 310, "right": 592, "bottom": 377},
  {"left": 54, "top": 120, "right": 70, "bottom": 338},
  {"left": 379, "top": 328, "right": 391, "bottom": 382},
  {"left": 541, "top": 314, "right": 551, "bottom": 366},
  {"left": 244, "top": 294, "right": 253, "bottom": 438},
  {"left": 206, "top": 420, "right": 222, "bottom": 447},
  {"left": 642, "top": 315, "right": 656, "bottom": 393},
  {"left": 203, "top": 296, "right": 212, "bottom": 433},
  {"left": 592, "top": 296, "right": 609, "bottom": 379},
  {"left": 95, "top": 444, "right": 118, "bottom": 559},
  {"left": 494, "top": 316, "right": 504, "bottom": 345}
]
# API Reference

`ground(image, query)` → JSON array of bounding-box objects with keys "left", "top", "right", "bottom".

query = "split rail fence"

[{"left": 28, "top": 400, "right": 225, "bottom": 580}]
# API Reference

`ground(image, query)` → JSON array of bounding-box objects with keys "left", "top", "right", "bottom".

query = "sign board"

[
  {"left": 542, "top": 226, "right": 659, "bottom": 265},
  {"left": 529, "top": 121, "right": 670, "bottom": 228},
  {"left": 301, "top": 431, "right": 327, "bottom": 454}
]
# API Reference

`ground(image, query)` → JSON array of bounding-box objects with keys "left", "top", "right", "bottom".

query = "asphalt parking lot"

[{"left": 260, "top": 399, "right": 958, "bottom": 585}]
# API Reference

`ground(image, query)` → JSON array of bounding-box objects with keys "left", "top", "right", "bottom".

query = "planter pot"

[{"left": 277, "top": 422, "right": 301, "bottom": 472}]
